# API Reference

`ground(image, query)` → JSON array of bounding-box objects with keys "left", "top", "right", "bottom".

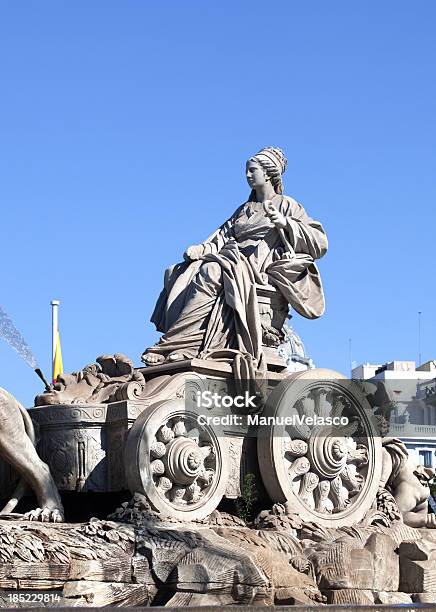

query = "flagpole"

[{"left": 51, "top": 300, "right": 60, "bottom": 379}]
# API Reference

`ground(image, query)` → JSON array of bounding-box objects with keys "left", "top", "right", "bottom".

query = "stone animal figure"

[
  {"left": 35, "top": 353, "right": 145, "bottom": 406},
  {"left": 381, "top": 437, "right": 435, "bottom": 528},
  {"left": 360, "top": 381, "right": 436, "bottom": 528},
  {"left": 0, "top": 387, "right": 64, "bottom": 522}
]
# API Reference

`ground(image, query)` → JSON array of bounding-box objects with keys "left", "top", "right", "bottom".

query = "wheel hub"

[
  {"left": 307, "top": 427, "right": 348, "bottom": 480},
  {"left": 164, "top": 436, "right": 203, "bottom": 485}
]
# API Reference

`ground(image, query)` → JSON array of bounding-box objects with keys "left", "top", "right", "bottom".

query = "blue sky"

[{"left": 0, "top": 1, "right": 435, "bottom": 405}]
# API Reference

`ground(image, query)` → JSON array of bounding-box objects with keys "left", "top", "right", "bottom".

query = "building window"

[{"left": 419, "top": 450, "right": 432, "bottom": 467}]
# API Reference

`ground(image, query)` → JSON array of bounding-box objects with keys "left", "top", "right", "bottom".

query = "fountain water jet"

[{"left": 0, "top": 306, "right": 49, "bottom": 389}]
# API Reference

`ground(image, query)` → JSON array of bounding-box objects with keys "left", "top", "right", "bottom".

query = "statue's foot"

[
  {"left": 168, "top": 352, "right": 185, "bottom": 362},
  {"left": 23, "top": 507, "right": 64, "bottom": 523},
  {"left": 141, "top": 351, "right": 165, "bottom": 366}
]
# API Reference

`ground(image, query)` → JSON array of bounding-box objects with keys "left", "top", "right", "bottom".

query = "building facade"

[{"left": 352, "top": 360, "right": 436, "bottom": 469}]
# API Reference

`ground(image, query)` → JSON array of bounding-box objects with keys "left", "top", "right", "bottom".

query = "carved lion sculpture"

[{"left": 0, "top": 387, "right": 64, "bottom": 522}]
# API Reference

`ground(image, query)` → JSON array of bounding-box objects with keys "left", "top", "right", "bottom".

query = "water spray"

[
  {"left": 34, "top": 368, "right": 51, "bottom": 391},
  {"left": 0, "top": 306, "right": 51, "bottom": 391}
]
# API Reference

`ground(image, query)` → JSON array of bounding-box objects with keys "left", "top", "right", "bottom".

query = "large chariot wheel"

[
  {"left": 125, "top": 398, "right": 229, "bottom": 521},
  {"left": 258, "top": 369, "right": 382, "bottom": 527}
]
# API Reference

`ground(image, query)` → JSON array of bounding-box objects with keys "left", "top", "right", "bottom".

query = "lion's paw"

[{"left": 24, "top": 507, "right": 64, "bottom": 523}]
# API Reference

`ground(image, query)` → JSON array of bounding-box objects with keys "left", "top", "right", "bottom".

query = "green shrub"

[{"left": 235, "top": 473, "right": 258, "bottom": 523}]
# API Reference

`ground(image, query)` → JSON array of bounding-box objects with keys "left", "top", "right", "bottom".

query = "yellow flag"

[{"left": 53, "top": 332, "right": 63, "bottom": 382}]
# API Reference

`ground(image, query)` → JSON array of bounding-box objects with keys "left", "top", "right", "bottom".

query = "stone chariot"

[{"left": 28, "top": 288, "right": 381, "bottom": 527}]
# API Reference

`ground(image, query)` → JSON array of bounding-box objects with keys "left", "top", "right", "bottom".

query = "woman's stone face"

[{"left": 246, "top": 160, "right": 267, "bottom": 189}]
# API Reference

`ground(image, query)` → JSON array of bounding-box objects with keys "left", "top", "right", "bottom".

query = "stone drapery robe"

[{"left": 150, "top": 195, "right": 328, "bottom": 372}]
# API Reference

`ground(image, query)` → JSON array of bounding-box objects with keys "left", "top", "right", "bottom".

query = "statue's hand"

[
  {"left": 184, "top": 244, "right": 204, "bottom": 261},
  {"left": 260, "top": 272, "right": 268, "bottom": 284},
  {"left": 263, "top": 200, "right": 286, "bottom": 229},
  {"left": 426, "top": 514, "right": 436, "bottom": 528}
]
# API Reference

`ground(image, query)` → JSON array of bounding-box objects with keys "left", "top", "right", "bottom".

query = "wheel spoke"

[
  {"left": 297, "top": 395, "right": 315, "bottom": 420},
  {"left": 330, "top": 476, "right": 350, "bottom": 510},
  {"left": 287, "top": 456, "right": 310, "bottom": 481},
  {"left": 283, "top": 437, "right": 308, "bottom": 457},
  {"left": 313, "top": 389, "right": 330, "bottom": 418},
  {"left": 299, "top": 472, "right": 319, "bottom": 509},
  {"left": 314, "top": 480, "right": 333, "bottom": 513}
]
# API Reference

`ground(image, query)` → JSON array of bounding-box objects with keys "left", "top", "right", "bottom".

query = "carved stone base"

[
  {"left": 0, "top": 517, "right": 321, "bottom": 607},
  {"left": 1, "top": 512, "right": 436, "bottom": 607}
]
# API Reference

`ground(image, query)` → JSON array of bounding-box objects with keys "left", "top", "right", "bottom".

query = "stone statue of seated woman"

[{"left": 141, "top": 147, "right": 328, "bottom": 377}]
